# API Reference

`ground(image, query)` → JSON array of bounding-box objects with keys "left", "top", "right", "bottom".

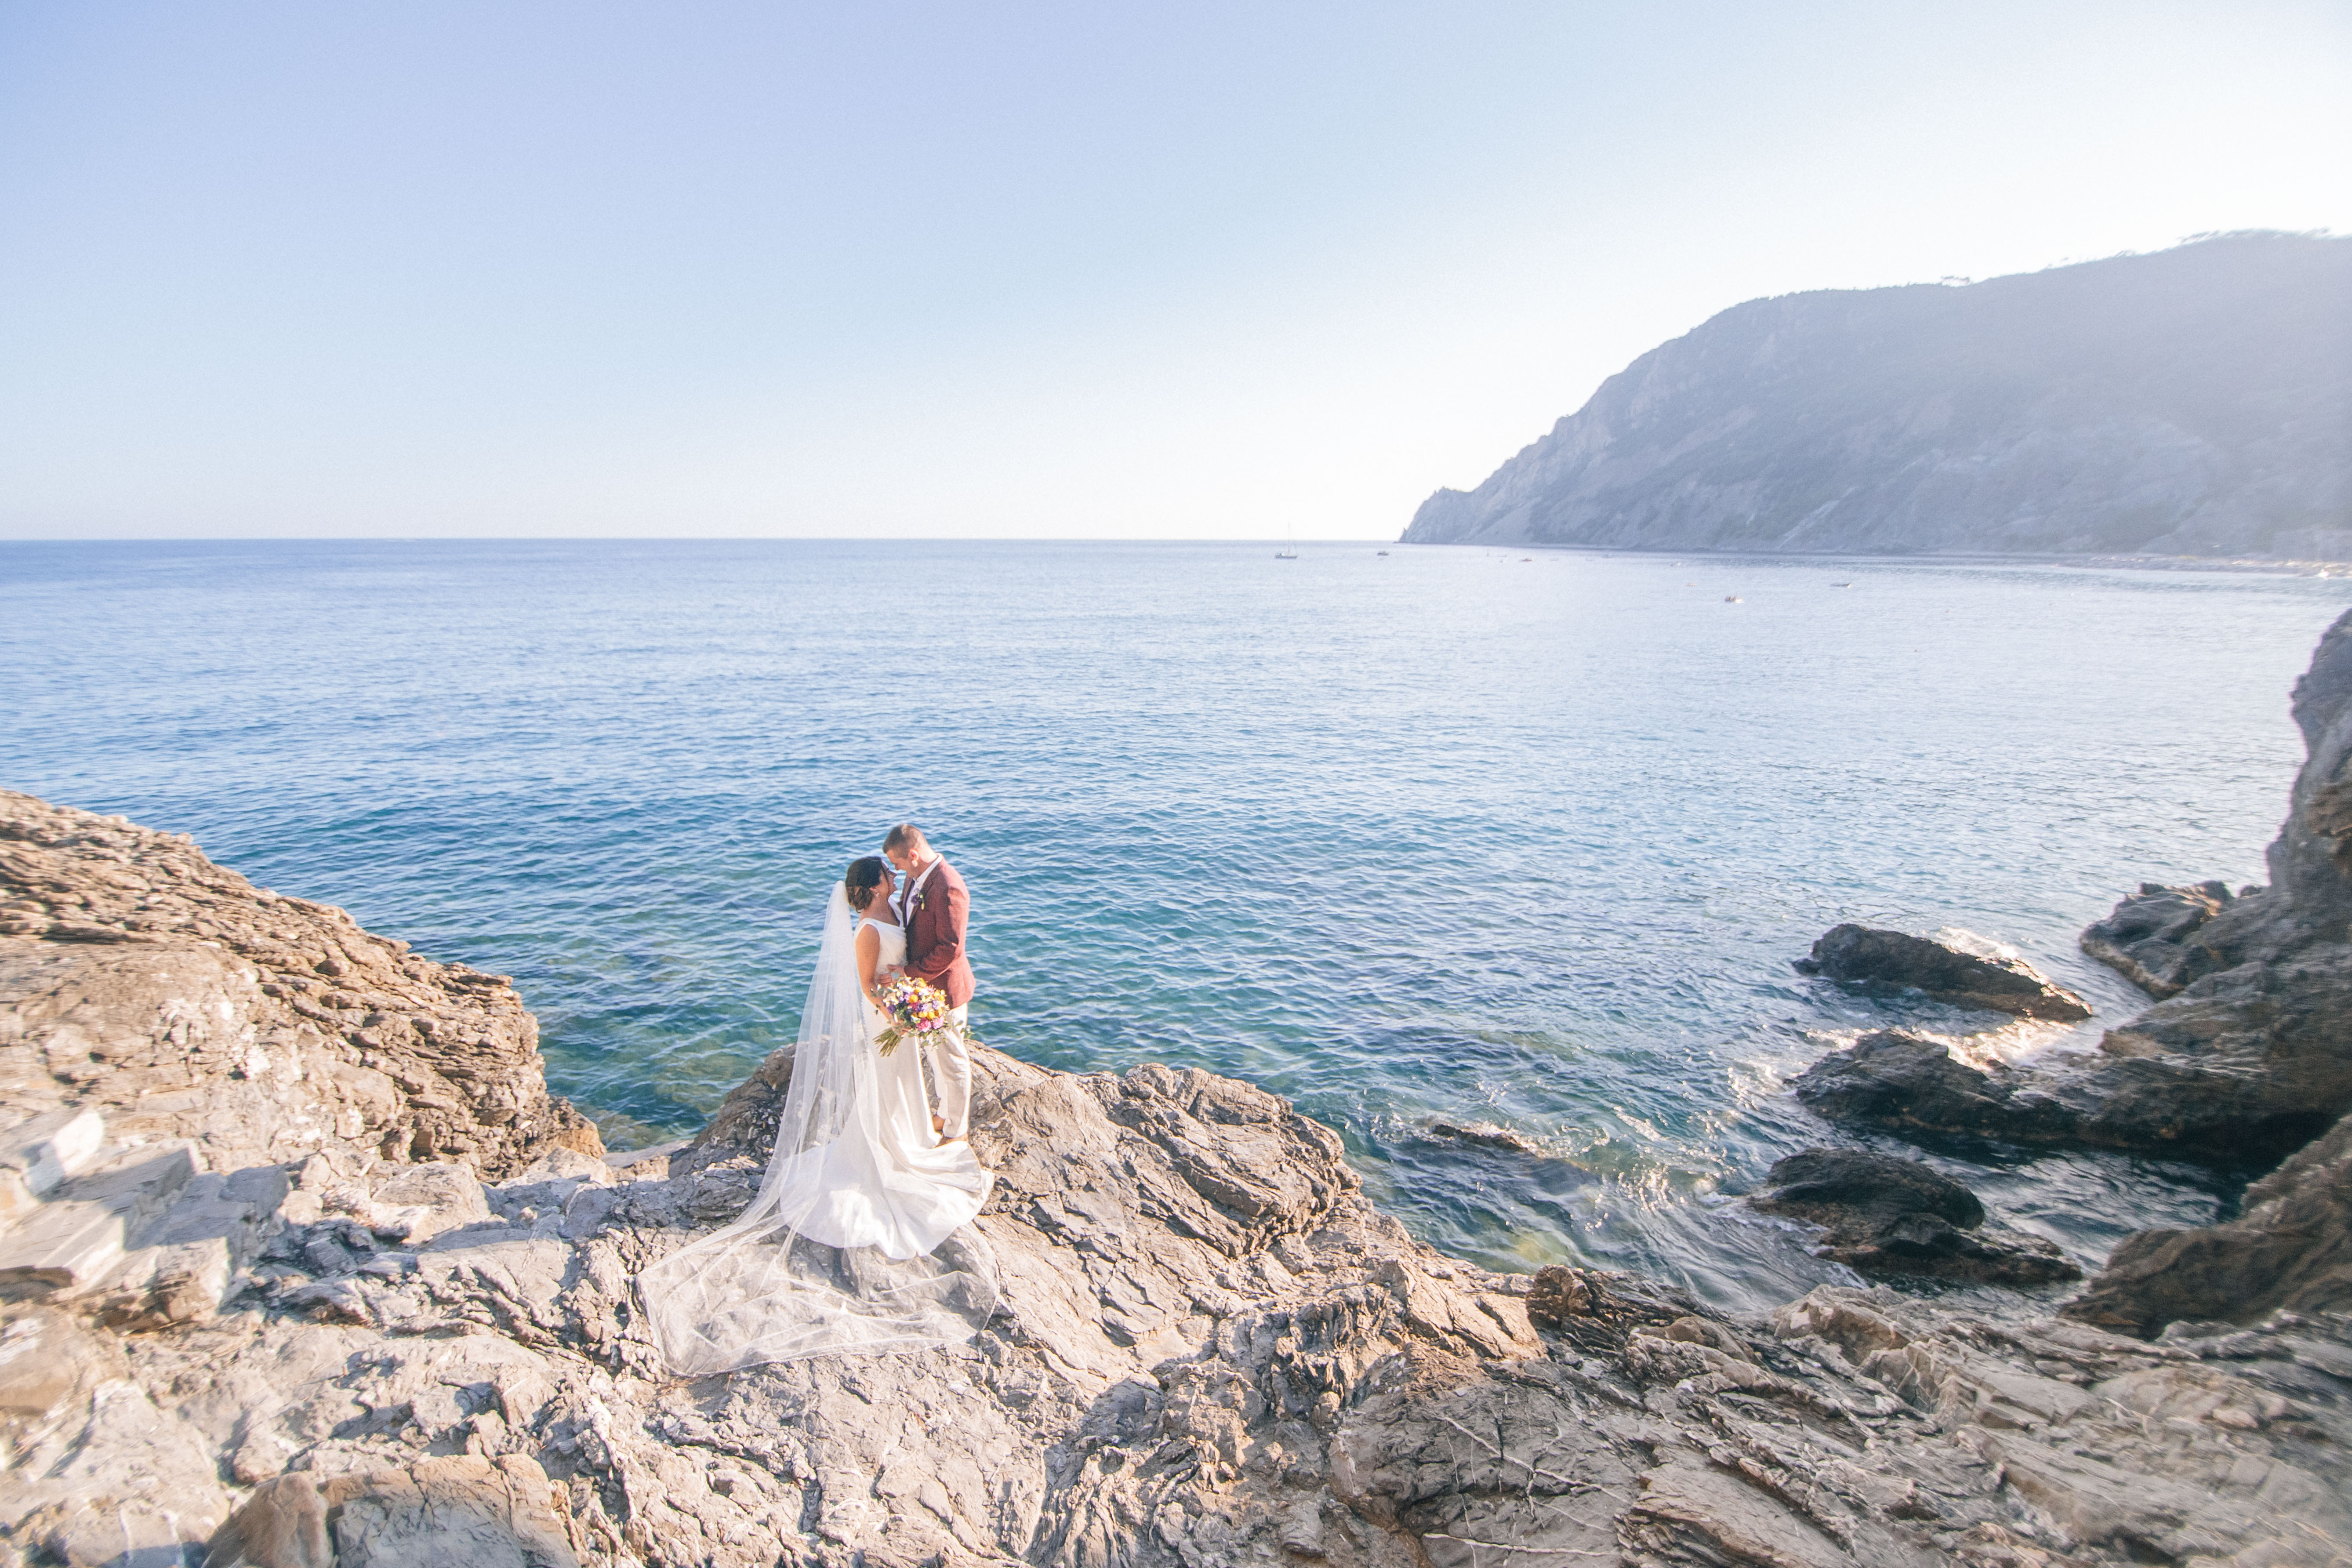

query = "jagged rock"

[
  {"left": 1795, "top": 926, "right": 2091, "bottom": 1022},
  {"left": 0, "top": 1299, "right": 234, "bottom": 1561},
  {"left": 2065, "top": 1108, "right": 2352, "bottom": 1338},
  {"left": 1775, "top": 1288, "right": 2352, "bottom": 1566},
  {"left": 0, "top": 1306, "right": 121, "bottom": 1423},
  {"left": 0, "top": 789, "right": 601, "bottom": 1180},
  {"left": 689, "top": 1045, "right": 793, "bottom": 1161},
  {"left": 2079, "top": 880, "right": 2239, "bottom": 997},
  {"left": 1775, "top": 609, "right": 2352, "bottom": 1342},
  {"left": 369, "top": 1161, "right": 493, "bottom": 1244},
  {"left": 1751, "top": 1149, "right": 2080, "bottom": 1285},
  {"left": 1791, "top": 1031, "right": 2082, "bottom": 1144},
  {"left": 12, "top": 793, "right": 2352, "bottom": 1568}
]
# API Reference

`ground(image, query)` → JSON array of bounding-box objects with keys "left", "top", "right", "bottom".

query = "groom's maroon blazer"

[{"left": 904, "top": 858, "right": 975, "bottom": 1009}]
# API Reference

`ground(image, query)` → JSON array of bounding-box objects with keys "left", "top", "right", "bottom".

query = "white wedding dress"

[{"left": 639, "top": 889, "right": 998, "bottom": 1376}]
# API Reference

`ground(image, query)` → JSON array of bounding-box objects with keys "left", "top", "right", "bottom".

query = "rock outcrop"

[
  {"left": 1750, "top": 1149, "right": 2080, "bottom": 1286},
  {"left": 0, "top": 790, "right": 601, "bottom": 1182},
  {"left": 2065, "top": 1109, "right": 2352, "bottom": 1339},
  {"left": 1402, "top": 232, "right": 2352, "bottom": 559},
  {"left": 1787, "top": 609, "right": 2352, "bottom": 1347},
  {"left": 1795, "top": 926, "right": 2092, "bottom": 1022},
  {"left": 7, "top": 789, "right": 2351, "bottom": 1567},
  {"left": 1798, "top": 607, "right": 2352, "bottom": 1171},
  {"left": 2078, "top": 881, "right": 2246, "bottom": 998},
  {"left": 1791, "top": 1031, "right": 2084, "bottom": 1146}
]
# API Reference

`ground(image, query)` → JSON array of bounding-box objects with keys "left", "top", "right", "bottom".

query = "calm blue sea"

[{"left": 7, "top": 540, "right": 2349, "bottom": 1311}]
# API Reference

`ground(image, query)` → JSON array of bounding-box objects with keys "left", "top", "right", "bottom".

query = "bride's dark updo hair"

[{"left": 843, "top": 856, "right": 889, "bottom": 912}]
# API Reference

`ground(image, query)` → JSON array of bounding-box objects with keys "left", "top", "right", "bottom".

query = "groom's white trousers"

[{"left": 927, "top": 1004, "right": 973, "bottom": 1140}]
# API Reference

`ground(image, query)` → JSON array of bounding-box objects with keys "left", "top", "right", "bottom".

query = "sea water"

[{"left": 7, "top": 539, "right": 2349, "bottom": 1312}]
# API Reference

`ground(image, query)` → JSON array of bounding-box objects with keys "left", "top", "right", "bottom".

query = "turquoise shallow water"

[{"left": 6, "top": 539, "right": 2349, "bottom": 1312}]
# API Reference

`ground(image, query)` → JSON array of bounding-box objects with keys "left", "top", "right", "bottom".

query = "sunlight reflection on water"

[{"left": 6, "top": 539, "right": 2348, "bottom": 1311}]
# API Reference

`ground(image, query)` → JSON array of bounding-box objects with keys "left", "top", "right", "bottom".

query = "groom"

[{"left": 883, "top": 823, "right": 974, "bottom": 1142}]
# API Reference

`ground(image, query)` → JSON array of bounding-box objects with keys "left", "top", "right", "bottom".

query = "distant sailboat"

[{"left": 1275, "top": 526, "right": 1298, "bottom": 560}]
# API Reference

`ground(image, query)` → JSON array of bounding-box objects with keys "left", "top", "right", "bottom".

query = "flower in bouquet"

[{"left": 875, "top": 973, "right": 955, "bottom": 1055}]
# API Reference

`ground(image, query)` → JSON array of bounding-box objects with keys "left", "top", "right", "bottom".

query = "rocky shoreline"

[{"left": 6, "top": 596, "right": 2352, "bottom": 1567}]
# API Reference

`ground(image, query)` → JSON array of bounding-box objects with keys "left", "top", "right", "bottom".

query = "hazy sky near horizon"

[{"left": 3, "top": 4, "right": 2347, "bottom": 541}]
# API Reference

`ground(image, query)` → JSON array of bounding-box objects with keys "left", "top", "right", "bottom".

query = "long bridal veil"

[{"left": 639, "top": 886, "right": 999, "bottom": 1376}]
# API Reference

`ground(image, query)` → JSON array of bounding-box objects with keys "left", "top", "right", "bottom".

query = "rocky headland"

[
  {"left": 1793, "top": 603, "right": 2352, "bottom": 1220},
  {"left": 6, "top": 697, "right": 2352, "bottom": 1568},
  {"left": 1400, "top": 233, "right": 2352, "bottom": 560}
]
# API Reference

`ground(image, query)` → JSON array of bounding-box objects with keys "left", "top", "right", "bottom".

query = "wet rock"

[
  {"left": 2014, "top": 607, "right": 2352, "bottom": 1164},
  {"left": 2065, "top": 1107, "right": 2352, "bottom": 1337},
  {"left": 1423, "top": 1118, "right": 1544, "bottom": 1155},
  {"left": 1791, "top": 1031, "right": 2082, "bottom": 1143},
  {"left": 1751, "top": 1149, "right": 2081, "bottom": 1285},
  {"left": 2080, "top": 880, "right": 2239, "bottom": 997},
  {"left": 1795, "top": 925, "right": 2092, "bottom": 1021}
]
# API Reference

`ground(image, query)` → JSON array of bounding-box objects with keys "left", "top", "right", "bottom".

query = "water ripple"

[{"left": 3, "top": 539, "right": 2343, "bottom": 1310}]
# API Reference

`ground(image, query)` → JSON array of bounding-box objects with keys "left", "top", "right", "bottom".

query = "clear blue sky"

[{"left": 2, "top": 2, "right": 2346, "bottom": 539}]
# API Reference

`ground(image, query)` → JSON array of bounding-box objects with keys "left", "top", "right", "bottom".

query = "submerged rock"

[
  {"left": 1422, "top": 1118, "right": 1545, "bottom": 1155},
  {"left": 1751, "top": 1148, "right": 2081, "bottom": 1285},
  {"left": 1795, "top": 924, "right": 2092, "bottom": 1021}
]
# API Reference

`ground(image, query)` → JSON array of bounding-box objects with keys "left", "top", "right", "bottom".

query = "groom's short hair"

[{"left": 882, "top": 823, "right": 927, "bottom": 854}]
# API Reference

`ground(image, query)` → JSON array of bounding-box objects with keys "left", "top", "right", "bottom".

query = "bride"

[{"left": 640, "top": 857, "right": 998, "bottom": 1376}]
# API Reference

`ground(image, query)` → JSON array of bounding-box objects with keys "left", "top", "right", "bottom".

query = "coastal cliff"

[
  {"left": 1402, "top": 233, "right": 2352, "bottom": 559},
  {"left": 3, "top": 793, "right": 2348, "bottom": 1567}
]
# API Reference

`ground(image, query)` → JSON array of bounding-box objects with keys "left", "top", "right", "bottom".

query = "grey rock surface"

[
  {"left": 1796, "top": 926, "right": 2092, "bottom": 1021},
  {"left": 2080, "top": 881, "right": 2241, "bottom": 998},
  {"left": 1751, "top": 1149, "right": 2080, "bottom": 1286},
  {"left": 5, "top": 790, "right": 2351, "bottom": 1566},
  {"left": 1402, "top": 233, "right": 2352, "bottom": 558},
  {"left": 0, "top": 789, "right": 603, "bottom": 1178},
  {"left": 2065, "top": 1108, "right": 2352, "bottom": 1338},
  {"left": 203, "top": 1455, "right": 579, "bottom": 1568},
  {"left": 1791, "top": 1031, "right": 2083, "bottom": 1144}
]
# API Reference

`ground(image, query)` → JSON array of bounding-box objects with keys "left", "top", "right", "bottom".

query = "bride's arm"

[{"left": 855, "top": 922, "right": 884, "bottom": 1005}]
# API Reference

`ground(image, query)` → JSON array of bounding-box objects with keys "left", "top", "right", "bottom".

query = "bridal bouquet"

[{"left": 874, "top": 973, "right": 953, "bottom": 1056}]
